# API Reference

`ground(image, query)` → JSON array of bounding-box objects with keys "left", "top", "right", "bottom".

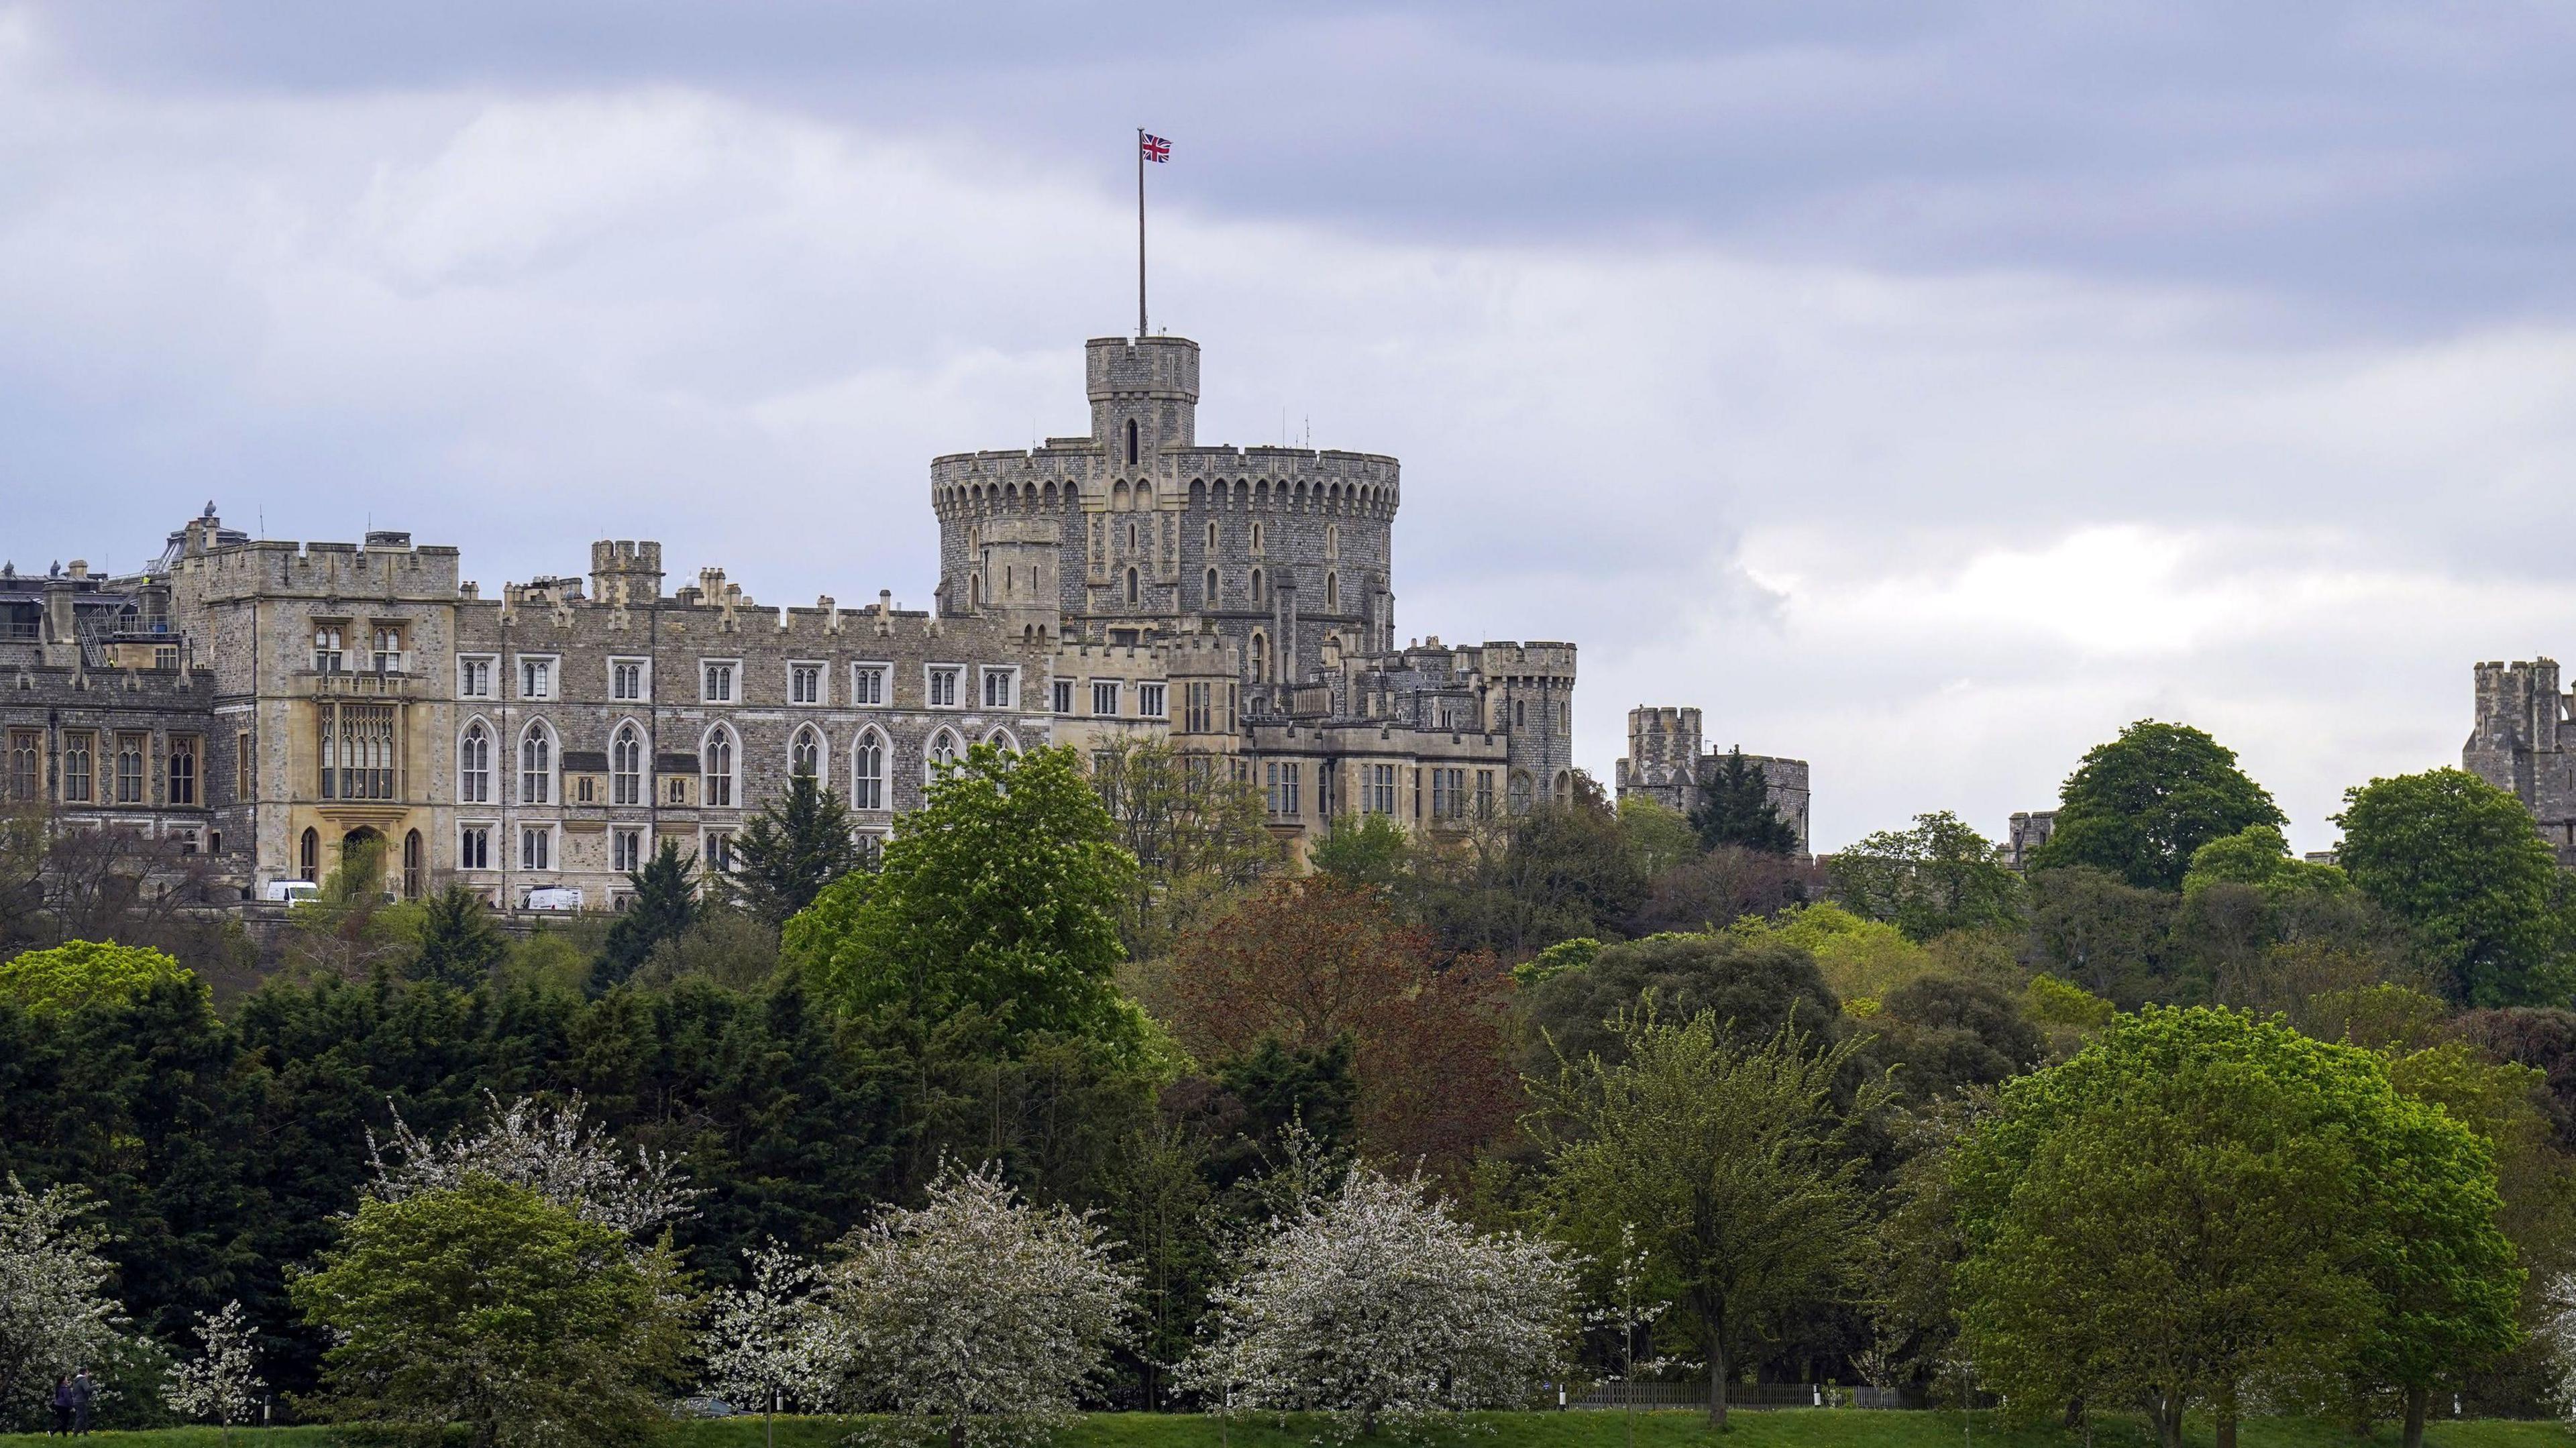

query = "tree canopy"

[
  {"left": 1829, "top": 810, "right": 2024, "bottom": 941},
  {"left": 1689, "top": 748, "right": 1801, "bottom": 856},
  {"left": 2335, "top": 768, "right": 2575, "bottom": 1007},
  {"left": 729, "top": 767, "right": 864, "bottom": 928},
  {"left": 0, "top": 940, "right": 190, "bottom": 1017},
  {"left": 786, "top": 743, "right": 1136, "bottom": 1055},
  {"left": 2028, "top": 720, "right": 2286, "bottom": 891}
]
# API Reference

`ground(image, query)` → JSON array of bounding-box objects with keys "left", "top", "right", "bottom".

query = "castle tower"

[
  {"left": 969, "top": 518, "right": 1065, "bottom": 639},
  {"left": 589, "top": 541, "right": 665, "bottom": 607},
  {"left": 1088, "top": 336, "right": 1199, "bottom": 464}
]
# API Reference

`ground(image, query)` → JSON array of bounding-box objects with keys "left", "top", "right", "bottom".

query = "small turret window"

[{"left": 1126, "top": 419, "right": 1139, "bottom": 465}]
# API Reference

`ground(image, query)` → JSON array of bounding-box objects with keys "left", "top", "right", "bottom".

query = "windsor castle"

[{"left": 3, "top": 333, "right": 1799, "bottom": 911}]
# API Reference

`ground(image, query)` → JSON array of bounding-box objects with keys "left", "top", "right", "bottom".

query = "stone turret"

[
  {"left": 1087, "top": 335, "right": 1199, "bottom": 462},
  {"left": 589, "top": 540, "right": 664, "bottom": 607}
]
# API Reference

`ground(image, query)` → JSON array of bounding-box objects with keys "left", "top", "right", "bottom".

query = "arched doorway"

[{"left": 341, "top": 827, "right": 385, "bottom": 895}]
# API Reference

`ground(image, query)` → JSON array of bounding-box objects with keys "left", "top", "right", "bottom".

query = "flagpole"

[{"left": 1136, "top": 128, "right": 1148, "bottom": 339}]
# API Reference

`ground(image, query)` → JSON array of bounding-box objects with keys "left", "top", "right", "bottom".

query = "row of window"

[
  {"left": 1046, "top": 679, "right": 1169, "bottom": 718},
  {"left": 458, "top": 657, "right": 1015, "bottom": 710},
  {"left": 459, "top": 718, "right": 1012, "bottom": 812},
  {"left": 4, "top": 729, "right": 199, "bottom": 807},
  {"left": 311, "top": 624, "right": 407, "bottom": 675}
]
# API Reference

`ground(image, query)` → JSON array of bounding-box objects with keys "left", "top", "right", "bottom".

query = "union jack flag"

[{"left": 1140, "top": 133, "right": 1171, "bottom": 163}]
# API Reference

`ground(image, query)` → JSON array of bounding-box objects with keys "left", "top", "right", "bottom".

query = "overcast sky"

[{"left": 7, "top": 2, "right": 2576, "bottom": 852}]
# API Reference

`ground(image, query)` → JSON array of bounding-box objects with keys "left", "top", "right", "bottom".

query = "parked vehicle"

[
  {"left": 261, "top": 880, "right": 321, "bottom": 904},
  {"left": 523, "top": 887, "right": 584, "bottom": 911}
]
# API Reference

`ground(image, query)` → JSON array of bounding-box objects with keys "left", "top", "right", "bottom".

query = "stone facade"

[
  {"left": 1611, "top": 705, "right": 1812, "bottom": 854},
  {"left": 2465, "top": 657, "right": 2576, "bottom": 862},
  {"left": 3, "top": 332, "right": 1579, "bottom": 909},
  {"left": 2004, "top": 810, "right": 2057, "bottom": 871}
]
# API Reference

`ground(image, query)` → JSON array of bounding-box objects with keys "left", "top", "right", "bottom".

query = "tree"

[
  {"left": 1617, "top": 796, "right": 1701, "bottom": 879},
  {"left": 2336, "top": 768, "right": 2575, "bottom": 1006},
  {"left": 702, "top": 1241, "right": 837, "bottom": 1448},
  {"left": 1087, "top": 738, "right": 1277, "bottom": 960},
  {"left": 409, "top": 887, "right": 506, "bottom": 988},
  {"left": 1688, "top": 748, "right": 1800, "bottom": 856},
  {"left": 0, "top": 939, "right": 189, "bottom": 1016},
  {"left": 0, "top": 1176, "right": 123, "bottom": 1420},
  {"left": 367, "top": 1091, "right": 698, "bottom": 1238},
  {"left": 729, "top": 768, "right": 863, "bottom": 928},
  {"left": 1308, "top": 814, "right": 1413, "bottom": 894},
  {"left": 787, "top": 744, "right": 1136, "bottom": 1055},
  {"left": 1870, "top": 974, "right": 2045, "bottom": 1105},
  {"left": 597, "top": 842, "right": 700, "bottom": 991},
  {"left": 162, "top": 1300, "right": 265, "bottom": 1447},
  {"left": 2029, "top": 720, "right": 2285, "bottom": 891},
  {"left": 1829, "top": 811, "right": 2024, "bottom": 942},
  {"left": 2182, "top": 824, "right": 2351, "bottom": 899},
  {"left": 1517, "top": 930, "right": 1843, "bottom": 1075},
  {"left": 1528, "top": 1011, "right": 1884, "bottom": 1430},
  {"left": 1178, "top": 1164, "right": 1574, "bottom": 1437},
  {"left": 2024, "top": 865, "right": 2178, "bottom": 1007},
  {"left": 291, "top": 1175, "right": 692, "bottom": 1448},
  {"left": 820, "top": 1161, "right": 1134, "bottom": 1448},
  {"left": 1952, "top": 1007, "right": 2520, "bottom": 1448}
]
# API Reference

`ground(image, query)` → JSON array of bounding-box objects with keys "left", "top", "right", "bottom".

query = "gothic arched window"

[
  {"left": 460, "top": 720, "right": 492, "bottom": 804},
  {"left": 853, "top": 729, "right": 886, "bottom": 810},
  {"left": 791, "top": 725, "right": 824, "bottom": 781},
  {"left": 612, "top": 724, "right": 642, "bottom": 805},
  {"left": 702, "top": 724, "right": 737, "bottom": 808},
  {"left": 519, "top": 721, "right": 553, "bottom": 804}
]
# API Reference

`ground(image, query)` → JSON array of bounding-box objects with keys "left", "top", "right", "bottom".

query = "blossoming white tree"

[
  {"left": 1177, "top": 1164, "right": 1578, "bottom": 1437},
  {"left": 2545, "top": 1274, "right": 2576, "bottom": 1421},
  {"left": 0, "top": 1175, "right": 123, "bottom": 1414},
  {"left": 821, "top": 1162, "right": 1134, "bottom": 1448},
  {"left": 366, "top": 1091, "right": 696, "bottom": 1235},
  {"left": 162, "top": 1299, "right": 265, "bottom": 1446},
  {"left": 702, "top": 1241, "right": 838, "bottom": 1448}
]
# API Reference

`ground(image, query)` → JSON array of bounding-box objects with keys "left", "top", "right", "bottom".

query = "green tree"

[
  {"left": 729, "top": 767, "right": 862, "bottom": 928},
  {"left": 290, "top": 1175, "right": 692, "bottom": 1448},
  {"left": 1088, "top": 738, "right": 1277, "bottom": 960},
  {"left": 2029, "top": 720, "right": 2286, "bottom": 891},
  {"left": 597, "top": 842, "right": 700, "bottom": 991},
  {"left": 1308, "top": 813, "right": 1413, "bottom": 894},
  {"left": 1688, "top": 748, "right": 1800, "bottom": 856},
  {"left": 2025, "top": 865, "right": 2178, "bottom": 1007},
  {"left": 1529, "top": 1010, "right": 1884, "bottom": 1430},
  {"left": 0, "top": 939, "right": 189, "bottom": 1015},
  {"left": 1953, "top": 1007, "right": 2518, "bottom": 1448},
  {"left": 1517, "top": 930, "right": 1843, "bottom": 1074},
  {"left": 1829, "top": 810, "right": 2024, "bottom": 942},
  {"left": 2335, "top": 768, "right": 2575, "bottom": 1007},
  {"left": 786, "top": 744, "right": 1136, "bottom": 1054},
  {"left": 1617, "top": 796, "right": 1701, "bottom": 879},
  {"left": 2182, "top": 824, "right": 2351, "bottom": 899},
  {"left": 409, "top": 887, "right": 507, "bottom": 989}
]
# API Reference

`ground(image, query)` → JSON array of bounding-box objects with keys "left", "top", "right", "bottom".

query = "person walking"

[
  {"left": 49, "top": 1376, "right": 72, "bottom": 1437},
  {"left": 68, "top": 1369, "right": 93, "bottom": 1435}
]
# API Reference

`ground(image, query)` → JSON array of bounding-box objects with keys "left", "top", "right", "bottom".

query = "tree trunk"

[
  {"left": 2402, "top": 1384, "right": 2430, "bottom": 1448},
  {"left": 949, "top": 1418, "right": 967, "bottom": 1448},
  {"left": 1707, "top": 1337, "right": 1729, "bottom": 1432},
  {"left": 2153, "top": 1391, "right": 2186, "bottom": 1448},
  {"left": 2216, "top": 1381, "right": 2238, "bottom": 1448},
  {"left": 2063, "top": 1396, "right": 2085, "bottom": 1431}
]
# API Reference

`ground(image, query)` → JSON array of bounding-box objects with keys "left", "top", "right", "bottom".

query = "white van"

[
  {"left": 523, "top": 887, "right": 584, "bottom": 912},
  {"left": 262, "top": 880, "right": 321, "bottom": 905}
]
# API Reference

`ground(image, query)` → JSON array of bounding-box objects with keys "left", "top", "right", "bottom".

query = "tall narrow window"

[
  {"left": 925, "top": 729, "right": 959, "bottom": 781},
  {"left": 236, "top": 732, "right": 255, "bottom": 801},
  {"left": 63, "top": 733, "right": 93, "bottom": 803},
  {"left": 1326, "top": 571, "right": 1340, "bottom": 612},
  {"left": 853, "top": 731, "right": 885, "bottom": 810},
  {"left": 1251, "top": 633, "right": 1269, "bottom": 683},
  {"left": 1126, "top": 418, "right": 1139, "bottom": 465},
  {"left": 168, "top": 736, "right": 197, "bottom": 805},
  {"left": 461, "top": 722, "right": 491, "bottom": 803},
  {"left": 299, "top": 827, "right": 320, "bottom": 881},
  {"left": 313, "top": 625, "right": 344, "bottom": 673},
  {"left": 520, "top": 722, "right": 552, "bottom": 804},
  {"left": 5, "top": 730, "right": 38, "bottom": 803},
  {"left": 1250, "top": 568, "right": 1265, "bottom": 604},
  {"left": 402, "top": 830, "right": 423, "bottom": 899},
  {"left": 1125, "top": 568, "right": 1140, "bottom": 605},
  {"left": 1205, "top": 568, "right": 1219, "bottom": 606},
  {"left": 703, "top": 726, "right": 735, "bottom": 807},
  {"left": 790, "top": 726, "right": 822, "bottom": 779},
  {"left": 372, "top": 626, "right": 404, "bottom": 673},
  {"left": 114, "top": 734, "right": 146, "bottom": 804},
  {"left": 612, "top": 724, "right": 642, "bottom": 805}
]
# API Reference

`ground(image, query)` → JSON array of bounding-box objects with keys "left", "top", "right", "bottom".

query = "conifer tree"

[
  {"left": 1688, "top": 747, "right": 1801, "bottom": 856},
  {"left": 729, "top": 767, "right": 862, "bottom": 928},
  {"left": 597, "top": 842, "right": 698, "bottom": 991},
  {"left": 408, "top": 886, "right": 506, "bottom": 988}
]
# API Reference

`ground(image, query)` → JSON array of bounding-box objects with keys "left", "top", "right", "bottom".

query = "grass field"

[{"left": 8, "top": 1411, "right": 2572, "bottom": 1448}]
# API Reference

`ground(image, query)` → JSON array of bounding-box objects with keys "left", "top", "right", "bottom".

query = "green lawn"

[{"left": 7, "top": 1413, "right": 2570, "bottom": 1448}]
